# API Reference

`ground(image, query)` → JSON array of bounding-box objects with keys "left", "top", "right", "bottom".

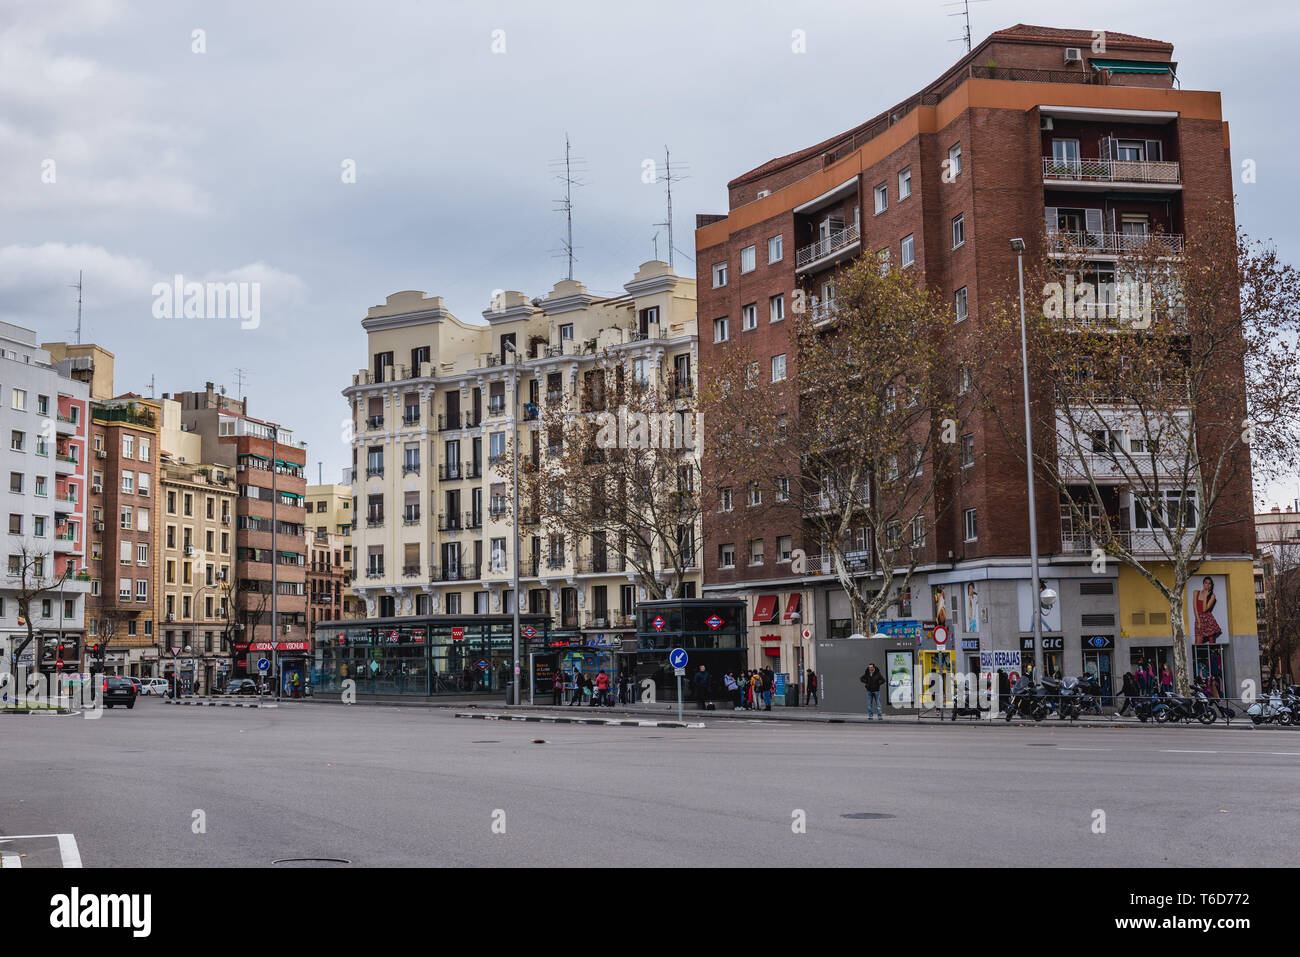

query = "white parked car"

[{"left": 139, "top": 677, "right": 170, "bottom": 696}]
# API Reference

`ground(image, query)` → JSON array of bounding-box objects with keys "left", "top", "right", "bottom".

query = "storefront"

[
  {"left": 1020, "top": 635, "right": 1065, "bottom": 679},
  {"left": 313, "top": 614, "right": 552, "bottom": 698}
]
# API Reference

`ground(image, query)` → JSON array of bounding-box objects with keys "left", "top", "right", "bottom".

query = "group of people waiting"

[
  {"left": 554, "top": 668, "right": 636, "bottom": 706},
  {"left": 721, "top": 667, "right": 777, "bottom": 710}
]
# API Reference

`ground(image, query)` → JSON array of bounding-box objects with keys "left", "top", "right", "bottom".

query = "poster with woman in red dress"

[{"left": 1192, "top": 576, "right": 1225, "bottom": 645}]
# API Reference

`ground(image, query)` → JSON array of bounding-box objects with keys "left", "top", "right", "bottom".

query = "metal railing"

[
  {"left": 1047, "top": 230, "right": 1184, "bottom": 256},
  {"left": 1043, "top": 156, "right": 1180, "bottom": 185},
  {"left": 437, "top": 512, "right": 462, "bottom": 531},
  {"left": 795, "top": 224, "right": 860, "bottom": 269}
]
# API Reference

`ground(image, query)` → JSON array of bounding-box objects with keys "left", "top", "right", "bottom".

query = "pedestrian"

[
  {"left": 593, "top": 668, "right": 610, "bottom": 707},
  {"left": 569, "top": 669, "right": 584, "bottom": 706},
  {"left": 997, "top": 669, "right": 1011, "bottom": 714},
  {"left": 553, "top": 670, "right": 565, "bottom": 706},
  {"left": 692, "top": 664, "right": 710, "bottom": 710},
  {"left": 1160, "top": 665, "right": 1173, "bottom": 693},
  {"left": 860, "top": 663, "right": 885, "bottom": 719},
  {"left": 749, "top": 671, "right": 763, "bottom": 711},
  {"left": 617, "top": 670, "right": 629, "bottom": 705},
  {"left": 805, "top": 669, "right": 819, "bottom": 706},
  {"left": 1117, "top": 671, "right": 1138, "bottom": 716},
  {"left": 582, "top": 674, "right": 594, "bottom": 704},
  {"left": 761, "top": 667, "right": 773, "bottom": 711},
  {"left": 724, "top": 672, "right": 741, "bottom": 709}
]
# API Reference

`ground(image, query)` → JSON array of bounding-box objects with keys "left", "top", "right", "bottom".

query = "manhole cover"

[
  {"left": 272, "top": 858, "right": 351, "bottom": 866},
  {"left": 841, "top": 813, "right": 895, "bottom": 820}
]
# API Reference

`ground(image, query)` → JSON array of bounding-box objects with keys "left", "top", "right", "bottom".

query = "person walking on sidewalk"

[
  {"left": 569, "top": 668, "right": 584, "bottom": 706},
  {"left": 861, "top": 663, "right": 885, "bottom": 719},
  {"left": 553, "top": 670, "right": 565, "bottom": 706},
  {"left": 805, "top": 669, "right": 818, "bottom": 706},
  {"left": 1116, "top": 671, "right": 1138, "bottom": 716},
  {"left": 760, "top": 667, "right": 773, "bottom": 711},
  {"left": 591, "top": 669, "right": 610, "bottom": 707},
  {"left": 749, "top": 671, "right": 763, "bottom": 711}
]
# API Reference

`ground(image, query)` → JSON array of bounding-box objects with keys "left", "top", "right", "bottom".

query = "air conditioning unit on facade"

[
  {"left": 1064, "top": 47, "right": 1082, "bottom": 63},
  {"left": 95, "top": 450, "right": 107, "bottom": 459},
  {"left": 93, "top": 522, "right": 104, "bottom": 531},
  {"left": 1040, "top": 117, "right": 1054, "bottom": 131},
  {"left": 92, "top": 484, "right": 102, "bottom": 494},
  {"left": 237, "top": 464, "right": 246, "bottom": 472}
]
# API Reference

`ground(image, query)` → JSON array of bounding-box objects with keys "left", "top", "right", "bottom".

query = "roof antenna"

[
  {"left": 70, "top": 270, "right": 83, "bottom": 343},
  {"left": 549, "top": 133, "right": 587, "bottom": 281},
  {"left": 944, "top": 0, "right": 990, "bottom": 53},
  {"left": 652, "top": 146, "right": 690, "bottom": 270}
]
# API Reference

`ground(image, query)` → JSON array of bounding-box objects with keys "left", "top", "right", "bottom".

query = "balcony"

[
  {"left": 1061, "top": 529, "right": 1195, "bottom": 557},
  {"left": 366, "top": 514, "right": 384, "bottom": 528},
  {"left": 1047, "top": 230, "right": 1183, "bottom": 258},
  {"left": 430, "top": 563, "right": 480, "bottom": 582},
  {"left": 523, "top": 402, "right": 538, "bottom": 421},
  {"left": 366, "top": 415, "right": 384, "bottom": 430},
  {"left": 55, "top": 414, "right": 78, "bottom": 435},
  {"left": 1043, "top": 156, "right": 1181, "bottom": 188},
  {"left": 546, "top": 390, "right": 564, "bottom": 404},
  {"left": 365, "top": 567, "right": 385, "bottom": 579},
  {"left": 402, "top": 564, "right": 421, "bottom": 578},
  {"left": 464, "top": 511, "right": 482, "bottom": 530},
  {"left": 54, "top": 494, "right": 77, "bottom": 511},
  {"left": 488, "top": 502, "right": 509, "bottom": 521},
  {"left": 366, "top": 466, "right": 385, "bottom": 479},
  {"left": 437, "top": 512, "right": 462, "bottom": 532},
  {"left": 402, "top": 463, "right": 420, "bottom": 476},
  {"left": 403, "top": 509, "right": 421, "bottom": 526},
  {"left": 439, "top": 412, "right": 461, "bottom": 431},
  {"left": 668, "top": 379, "right": 694, "bottom": 400},
  {"left": 54, "top": 453, "right": 78, "bottom": 474},
  {"left": 796, "top": 223, "right": 860, "bottom": 273},
  {"left": 488, "top": 397, "right": 507, "bottom": 417},
  {"left": 439, "top": 463, "right": 462, "bottom": 481},
  {"left": 402, "top": 409, "right": 420, "bottom": 426}
]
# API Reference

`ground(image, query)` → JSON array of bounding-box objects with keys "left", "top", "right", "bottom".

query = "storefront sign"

[
  {"left": 960, "top": 638, "right": 979, "bottom": 651},
  {"left": 1020, "top": 636, "right": 1064, "bottom": 652},
  {"left": 246, "top": 641, "right": 311, "bottom": 652},
  {"left": 980, "top": 650, "right": 1022, "bottom": 672},
  {"left": 1083, "top": 635, "right": 1114, "bottom": 650},
  {"left": 451, "top": 626, "right": 464, "bottom": 641}
]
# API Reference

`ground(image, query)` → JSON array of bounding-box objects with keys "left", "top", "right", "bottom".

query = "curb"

[
  {"left": 163, "top": 698, "right": 277, "bottom": 709},
  {"left": 1, "top": 708, "right": 72, "bottom": 715},
  {"left": 455, "top": 711, "right": 704, "bottom": 729}
]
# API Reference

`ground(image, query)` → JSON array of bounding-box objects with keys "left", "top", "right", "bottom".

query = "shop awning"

[
  {"left": 762, "top": 647, "right": 781, "bottom": 657},
  {"left": 783, "top": 593, "right": 802, "bottom": 622},
  {"left": 752, "top": 595, "right": 778, "bottom": 623},
  {"left": 1090, "top": 58, "right": 1174, "bottom": 75}
]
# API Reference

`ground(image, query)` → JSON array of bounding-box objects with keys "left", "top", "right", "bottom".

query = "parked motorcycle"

[
  {"left": 1004, "top": 676, "right": 1049, "bottom": 722},
  {"left": 1190, "top": 679, "right": 1235, "bottom": 725}
]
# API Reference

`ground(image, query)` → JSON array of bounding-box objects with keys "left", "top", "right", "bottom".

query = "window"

[
  {"left": 742, "top": 303, "right": 757, "bottom": 331},
  {"left": 745, "top": 363, "right": 759, "bottom": 390},
  {"left": 776, "top": 476, "right": 790, "bottom": 502},
  {"left": 771, "top": 354, "right": 786, "bottom": 383},
  {"left": 9, "top": 472, "right": 21, "bottom": 494},
  {"left": 768, "top": 235, "right": 783, "bottom": 263},
  {"left": 183, "top": 494, "right": 192, "bottom": 516},
  {"left": 137, "top": 543, "right": 148, "bottom": 565},
  {"left": 11, "top": 389, "right": 25, "bottom": 411},
  {"left": 167, "top": 490, "right": 176, "bottom": 513},
  {"left": 712, "top": 262, "right": 728, "bottom": 288},
  {"left": 874, "top": 183, "right": 888, "bottom": 214},
  {"left": 138, "top": 472, "right": 150, "bottom": 496},
  {"left": 719, "top": 544, "right": 736, "bottom": 569},
  {"left": 7, "top": 514, "right": 20, "bottom": 535},
  {"left": 719, "top": 487, "right": 733, "bottom": 512},
  {"left": 713, "top": 317, "right": 729, "bottom": 343},
  {"left": 120, "top": 579, "right": 132, "bottom": 601},
  {"left": 37, "top": 395, "right": 49, "bottom": 415},
  {"left": 34, "top": 475, "right": 46, "bottom": 497},
  {"left": 92, "top": 433, "right": 103, "bottom": 451},
  {"left": 952, "top": 213, "right": 965, "bottom": 249},
  {"left": 964, "top": 508, "right": 978, "bottom": 541},
  {"left": 33, "top": 516, "right": 45, "bottom": 537},
  {"left": 911, "top": 515, "right": 927, "bottom": 548},
  {"left": 955, "top": 286, "right": 968, "bottom": 322},
  {"left": 10, "top": 431, "right": 23, "bottom": 451},
  {"left": 119, "top": 540, "right": 131, "bottom": 565},
  {"left": 121, "top": 471, "right": 134, "bottom": 494},
  {"left": 961, "top": 434, "right": 975, "bottom": 468},
  {"left": 740, "top": 245, "right": 756, "bottom": 274},
  {"left": 777, "top": 536, "right": 793, "bottom": 563},
  {"left": 122, "top": 435, "right": 134, "bottom": 458},
  {"left": 120, "top": 505, "right": 133, "bottom": 529},
  {"left": 747, "top": 483, "right": 762, "bottom": 507},
  {"left": 901, "top": 234, "right": 915, "bottom": 267},
  {"left": 958, "top": 365, "right": 971, "bottom": 395},
  {"left": 139, "top": 437, "right": 150, "bottom": 461},
  {"left": 749, "top": 539, "right": 764, "bottom": 566},
  {"left": 136, "top": 579, "right": 148, "bottom": 602},
  {"left": 948, "top": 142, "right": 962, "bottom": 177},
  {"left": 559, "top": 323, "right": 574, "bottom": 343},
  {"left": 769, "top": 294, "right": 785, "bottom": 323},
  {"left": 878, "top": 249, "right": 890, "bottom": 274},
  {"left": 898, "top": 166, "right": 912, "bottom": 199}
]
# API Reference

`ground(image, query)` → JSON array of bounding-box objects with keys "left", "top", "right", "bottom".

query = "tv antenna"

[
  {"left": 549, "top": 133, "right": 588, "bottom": 281},
  {"left": 652, "top": 146, "right": 690, "bottom": 270},
  {"left": 232, "top": 368, "right": 248, "bottom": 404},
  {"left": 70, "top": 270, "right": 84, "bottom": 343},
  {"left": 145, "top": 374, "right": 155, "bottom": 398},
  {"left": 944, "top": 0, "right": 991, "bottom": 53},
  {"left": 651, "top": 230, "right": 660, "bottom": 261}
]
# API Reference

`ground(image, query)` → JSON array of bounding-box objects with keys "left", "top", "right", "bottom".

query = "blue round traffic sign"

[
  {"left": 256, "top": 657, "right": 270, "bottom": 673},
  {"left": 669, "top": 648, "right": 688, "bottom": 669}
]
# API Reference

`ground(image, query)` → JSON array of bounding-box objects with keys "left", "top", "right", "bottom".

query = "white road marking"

[
  {"left": 1162, "top": 749, "right": 1219, "bottom": 754},
  {"left": 0, "top": 852, "right": 19, "bottom": 868},
  {"left": 0, "top": 833, "right": 81, "bottom": 867}
]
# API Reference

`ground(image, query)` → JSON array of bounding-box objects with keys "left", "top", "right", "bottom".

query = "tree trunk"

[{"left": 1167, "top": 590, "right": 1191, "bottom": 696}]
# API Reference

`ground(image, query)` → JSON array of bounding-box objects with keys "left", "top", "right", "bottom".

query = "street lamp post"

[
  {"left": 1011, "top": 238, "right": 1045, "bottom": 684},
  {"left": 503, "top": 341, "right": 521, "bottom": 706}
]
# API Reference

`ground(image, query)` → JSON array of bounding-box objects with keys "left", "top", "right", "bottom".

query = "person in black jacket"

[
  {"left": 692, "top": 665, "right": 710, "bottom": 709},
  {"left": 1116, "top": 671, "right": 1139, "bottom": 716},
  {"left": 860, "top": 663, "right": 886, "bottom": 719},
  {"left": 997, "top": 669, "right": 1011, "bottom": 714}
]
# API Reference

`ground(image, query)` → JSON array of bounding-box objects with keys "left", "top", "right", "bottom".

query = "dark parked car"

[
  {"left": 100, "top": 676, "right": 137, "bottom": 709},
  {"left": 126, "top": 677, "right": 142, "bottom": 695},
  {"left": 223, "top": 679, "right": 261, "bottom": 696}
]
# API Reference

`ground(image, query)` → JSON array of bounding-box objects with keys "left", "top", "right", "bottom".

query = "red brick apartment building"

[{"left": 695, "top": 25, "right": 1258, "bottom": 702}]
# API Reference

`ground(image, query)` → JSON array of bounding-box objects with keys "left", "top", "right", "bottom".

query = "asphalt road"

[{"left": 3, "top": 697, "right": 1298, "bottom": 867}]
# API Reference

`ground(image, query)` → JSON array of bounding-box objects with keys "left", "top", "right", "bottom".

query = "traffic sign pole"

[{"left": 670, "top": 648, "right": 688, "bottom": 723}]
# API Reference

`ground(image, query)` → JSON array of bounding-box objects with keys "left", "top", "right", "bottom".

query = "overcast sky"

[{"left": 4, "top": 0, "right": 1298, "bottom": 503}]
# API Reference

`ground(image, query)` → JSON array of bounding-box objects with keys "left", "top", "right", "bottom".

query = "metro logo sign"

[
  {"left": 652, "top": 616, "right": 666, "bottom": 631},
  {"left": 706, "top": 615, "right": 723, "bottom": 631}
]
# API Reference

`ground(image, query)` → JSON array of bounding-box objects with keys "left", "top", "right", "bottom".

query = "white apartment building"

[{"left": 343, "top": 261, "right": 699, "bottom": 645}]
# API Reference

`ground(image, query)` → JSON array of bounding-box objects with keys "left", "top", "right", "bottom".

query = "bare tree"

[
  {"left": 7, "top": 543, "right": 69, "bottom": 679},
  {"left": 1260, "top": 541, "right": 1300, "bottom": 687},
  {"left": 979, "top": 202, "right": 1300, "bottom": 693}
]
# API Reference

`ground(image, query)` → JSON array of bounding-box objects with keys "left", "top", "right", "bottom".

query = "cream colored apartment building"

[{"left": 343, "top": 261, "right": 699, "bottom": 643}]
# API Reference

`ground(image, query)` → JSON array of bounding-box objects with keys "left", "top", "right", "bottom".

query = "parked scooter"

[
  {"left": 1246, "top": 690, "right": 1293, "bottom": 726},
  {"left": 1190, "top": 678, "right": 1235, "bottom": 725}
]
